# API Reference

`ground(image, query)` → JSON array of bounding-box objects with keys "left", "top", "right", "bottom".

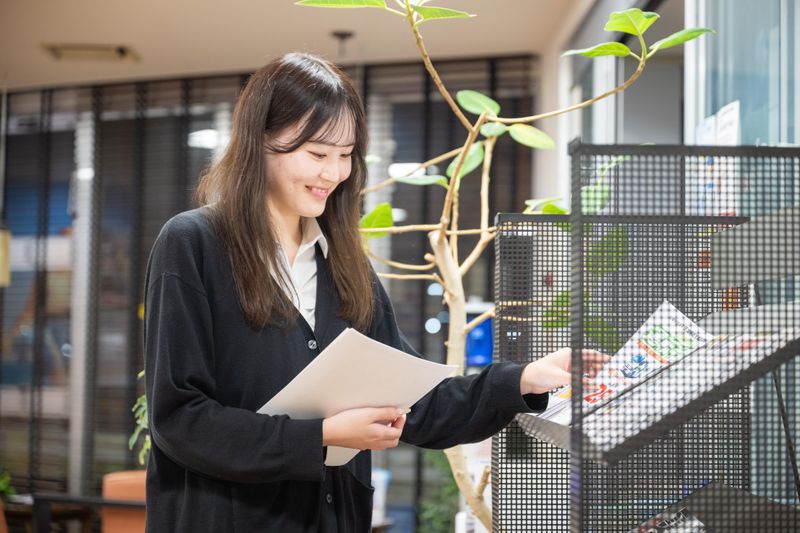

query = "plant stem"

[
  {"left": 377, "top": 272, "right": 438, "bottom": 281},
  {"left": 360, "top": 144, "right": 473, "bottom": 196},
  {"left": 464, "top": 307, "right": 495, "bottom": 335},
  {"left": 367, "top": 248, "right": 436, "bottom": 271},
  {"left": 439, "top": 114, "right": 486, "bottom": 241},
  {"left": 404, "top": 1, "right": 473, "bottom": 132},
  {"left": 494, "top": 53, "right": 647, "bottom": 125},
  {"left": 360, "top": 224, "right": 440, "bottom": 234},
  {"left": 455, "top": 135, "right": 497, "bottom": 276}
]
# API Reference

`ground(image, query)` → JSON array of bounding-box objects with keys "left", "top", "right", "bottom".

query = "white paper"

[{"left": 258, "top": 328, "right": 457, "bottom": 466}]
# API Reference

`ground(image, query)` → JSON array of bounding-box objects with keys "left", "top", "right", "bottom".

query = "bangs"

[{"left": 265, "top": 98, "right": 358, "bottom": 153}]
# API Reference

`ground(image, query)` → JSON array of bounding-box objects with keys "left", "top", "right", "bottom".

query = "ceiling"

[{"left": 1, "top": 0, "right": 584, "bottom": 91}]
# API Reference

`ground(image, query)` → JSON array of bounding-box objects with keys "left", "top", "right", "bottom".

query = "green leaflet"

[
  {"left": 412, "top": 5, "right": 474, "bottom": 21},
  {"left": 604, "top": 8, "right": 659, "bottom": 36},
  {"left": 650, "top": 28, "right": 715, "bottom": 55},
  {"left": 563, "top": 42, "right": 632, "bottom": 58},
  {"left": 456, "top": 90, "right": 501, "bottom": 116},
  {"left": 359, "top": 202, "right": 394, "bottom": 238},
  {"left": 508, "top": 124, "right": 555, "bottom": 150}
]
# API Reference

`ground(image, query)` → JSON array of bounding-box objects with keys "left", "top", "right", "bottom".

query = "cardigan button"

[
  {"left": 325, "top": 493, "right": 333, "bottom": 504},
  {"left": 308, "top": 339, "right": 318, "bottom": 350}
]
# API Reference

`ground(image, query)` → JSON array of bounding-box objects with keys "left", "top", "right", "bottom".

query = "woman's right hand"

[{"left": 322, "top": 407, "right": 407, "bottom": 451}]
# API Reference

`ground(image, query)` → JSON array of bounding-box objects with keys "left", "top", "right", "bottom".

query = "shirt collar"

[{"left": 299, "top": 217, "right": 329, "bottom": 258}]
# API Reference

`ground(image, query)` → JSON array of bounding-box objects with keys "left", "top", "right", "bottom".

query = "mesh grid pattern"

[{"left": 493, "top": 145, "right": 799, "bottom": 532}]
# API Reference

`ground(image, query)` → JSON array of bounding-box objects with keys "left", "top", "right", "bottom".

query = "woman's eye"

[
  {"left": 309, "top": 152, "right": 325, "bottom": 159},
  {"left": 340, "top": 153, "right": 353, "bottom": 159}
]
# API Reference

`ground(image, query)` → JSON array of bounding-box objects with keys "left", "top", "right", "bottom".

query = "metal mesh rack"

[{"left": 492, "top": 144, "right": 800, "bottom": 532}]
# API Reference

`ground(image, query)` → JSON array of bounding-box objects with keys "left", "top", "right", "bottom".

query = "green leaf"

[
  {"left": 563, "top": 42, "right": 632, "bottom": 58},
  {"left": 128, "top": 426, "right": 143, "bottom": 450},
  {"left": 508, "top": 124, "right": 555, "bottom": 150},
  {"left": 295, "top": 0, "right": 386, "bottom": 7},
  {"left": 480, "top": 122, "right": 507, "bottom": 138},
  {"left": 582, "top": 184, "right": 611, "bottom": 214},
  {"left": 456, "top": 90, "right": 501, "bottom": 116},
  {"left": 524, "top": 196, "right": 563, "bottom": 213},
  {"left": 586, "top": 228, "right": 629, "bottom": 275},
  {"left": 604, "top": 8, "right": 659, "bottom": 36},
  {"left": 412, "top": 5, "right": 474, "bottom": 21},
  {"left": 542, "top": 291, "right": 571, "bottom": 329},
  {"left": 598, "top": 155, "right": 631, "bottom": 181},
  {"left": 650, "top": 28, "right": 716, "bottom": 55},
  {"left": 585, "top": 315, "right": 624, "bottom": 353},
  {"left": 446, "top": 143, "right": 484, "bottom": 180},
  {"left": 395, "top": 174, "right": 449, "bottom": 188},
  {"left": 359, "top": 202, "right": 394, "bottom": 238},
  {"left": 542, "top": 202, "right": 569, "bottom": 215}
]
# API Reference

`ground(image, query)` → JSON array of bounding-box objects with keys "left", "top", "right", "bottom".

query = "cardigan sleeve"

[
  {"left": 143, "top": 216, "right": 325, "bottom": 484},
  {"left": 367, "top": 275, "right": 549, "bottom": 449}
]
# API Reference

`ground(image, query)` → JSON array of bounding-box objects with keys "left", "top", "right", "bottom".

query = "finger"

[
  {"left": 549, "top": 368, "right": 572, "bottom": 389},
  {"left": 375, "top": 426, "right": 402, "bottom": 442},
  {"left": 389, "top": 414, "right": 407, "bottom": 431},
  {"left": 369, "top": 406, "right": 407, "bottom": 423}
]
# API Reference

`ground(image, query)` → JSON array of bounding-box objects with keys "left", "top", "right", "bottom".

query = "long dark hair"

[{"left": 196, "top": 52, "right": 374, "bottom": 331}]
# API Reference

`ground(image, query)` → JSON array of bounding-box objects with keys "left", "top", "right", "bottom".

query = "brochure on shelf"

[
  {"left": 516, "top": 301, "right": 800, "bottom": 463},
  {"left": 539, "top": 301, "right": 713, "bottom": 426}
]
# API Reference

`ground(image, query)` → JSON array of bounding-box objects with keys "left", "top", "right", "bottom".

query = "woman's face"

[{"left": 264, "top": 118, "right": 355, "bottom": 228}]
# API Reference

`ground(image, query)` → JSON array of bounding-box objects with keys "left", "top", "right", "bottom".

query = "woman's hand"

[
  {"left": 520, "top": 348, "right": 611, "bottom": 395},
  {"left": 322, "top": 407, "right": 407, "bottom": 451}
]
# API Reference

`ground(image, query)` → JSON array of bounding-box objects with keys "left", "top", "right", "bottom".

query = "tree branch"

[
  {"left": 404, "top": 3, "right": 473, "bottom": 132},
  {"left": 458, "top": 232, "right": 496, "bottom": 277},
  {"left": 494, "top": 53, "right": 647, "bottom": 126},
  {"left": 464, "top": 307, "right": 495, "bottom": 335},
  {"left": 360, "top": 144, "right": 470, "bottom": 196},
  {"left": 475, "top": 464, "right": 491, "bottom": 501},
  {"left": 359, "top": 224, "right": 440, "bottom": 235},
  {"left": 377, "top": 272, "right": 438, "bottom": 281},
  {"left": 439, "top": 115, "right": 485, "bottom": 240},
  {"left": 367, "top": 248, "right": 436, "bottom": 271}
]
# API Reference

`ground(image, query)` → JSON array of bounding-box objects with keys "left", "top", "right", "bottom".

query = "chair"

[{"left": 101, "top": 470, "right": 146, "bottom": 533}]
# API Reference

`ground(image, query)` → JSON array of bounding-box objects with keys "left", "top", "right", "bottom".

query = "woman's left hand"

[{"left": 520, "top": 348, "right": 611, "bottom": 395}]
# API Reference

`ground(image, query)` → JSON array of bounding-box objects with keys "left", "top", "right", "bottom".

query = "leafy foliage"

[
  {"left": 479, "top": 122, "right": 508, "bottom": 138},
  {"left": 395, "top": 174, "right": 449, "bottom": 188},
  {"left": 456, "top": 90, "right": 500, "bottom": 116},
  {"left": 508, "top": 124, "right": 555, "bottom": 150},
  {"left": 412, "top": 5, "right": 473, "bottom": 22},
  {"left": 563, "top": 42, "right": 632, "bottom": 58},
  {"left": 604, "top": 8, "right": 660, "bottom": 36},
  {"left": 0, "top": 467, "right": 16, "bottom": 501},
  {"left": 446, "top": 142, "right": 485, "bottom": 182},
  {"left": 649, "top": 28, "right": 715, "bottom": 55},
  {"left": 359, "top": 202, "right": 395, "bottom": 237},
  {"left": 418, "top": 449, "right": 459, "bottom": 533},
  {"left": 129, "top": 370, "right": 151, "bottom": 466}
]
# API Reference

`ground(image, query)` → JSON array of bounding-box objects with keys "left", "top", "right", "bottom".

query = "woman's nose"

[{"left": 320, "top": 163, "right": 342, "bottom": 183}]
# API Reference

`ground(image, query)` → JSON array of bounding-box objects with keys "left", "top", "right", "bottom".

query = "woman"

[{"left": 144, "top": 52, "right": 606, "bottom": 532}]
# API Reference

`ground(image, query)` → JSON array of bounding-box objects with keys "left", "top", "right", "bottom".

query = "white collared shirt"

[{"left": 276, "top": 217, "right": 329, "bottom": 331}]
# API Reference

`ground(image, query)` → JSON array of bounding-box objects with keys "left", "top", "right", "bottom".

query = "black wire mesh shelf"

[
  {"left": 491, "top": 144, "right": 800, "bottom": 532},
  {"left": 516, "top": 328, "right": 800, "bottom": 464}
]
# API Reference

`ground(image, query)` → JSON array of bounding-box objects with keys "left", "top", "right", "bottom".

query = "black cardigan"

[{"left": 143, "top": 207, "right": 547, "bottom": 532}]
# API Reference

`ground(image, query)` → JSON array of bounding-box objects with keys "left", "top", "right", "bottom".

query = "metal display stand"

[{"left": 491, "top": 144, "right": 800, "bottom": 532}]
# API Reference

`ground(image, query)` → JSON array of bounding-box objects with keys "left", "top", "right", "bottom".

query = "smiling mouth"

[{"left": 306, "top": 185, "right": 330, "bottom": 198}]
